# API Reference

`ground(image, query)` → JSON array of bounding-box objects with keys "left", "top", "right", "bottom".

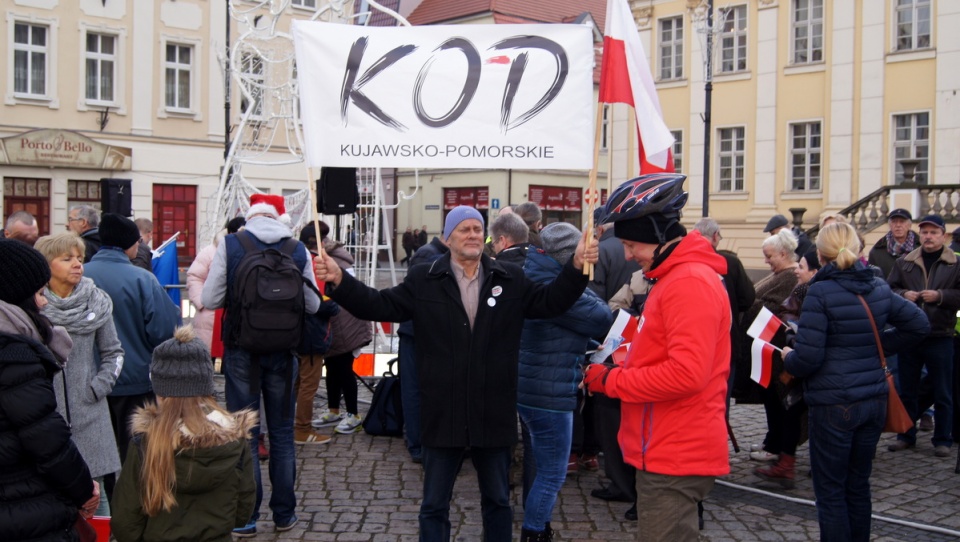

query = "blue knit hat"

[{"left": 443, "top": 206, "right": 485, "bottom": 240}]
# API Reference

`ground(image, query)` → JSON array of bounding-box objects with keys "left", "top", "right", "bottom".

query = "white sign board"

[{"left": 292, "top": 21, "right": 594, "bottom": 170}]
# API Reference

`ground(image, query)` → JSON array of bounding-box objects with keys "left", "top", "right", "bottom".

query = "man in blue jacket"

[{"left": 85, "top": 213, "right": 181, "bottom": 464}]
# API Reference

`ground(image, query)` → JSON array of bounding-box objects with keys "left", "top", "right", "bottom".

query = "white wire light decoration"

[{"left": 690, "top": 0, "right": 734, "bottom": 84}]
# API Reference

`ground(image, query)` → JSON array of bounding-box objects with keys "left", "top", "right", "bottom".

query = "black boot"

[{"left": 520, "top": 527, "right": 553, "bottom": 542}]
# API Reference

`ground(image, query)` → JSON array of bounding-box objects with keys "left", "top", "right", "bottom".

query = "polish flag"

[
  {"left": 746, "top": 307, "right": 784, "bottom": 342},
  {"left": 750, "top": 339, "right": 775, "bottom": 388},
  {"left": 600, "top": 0, "right": 675, "bottom": 172}
]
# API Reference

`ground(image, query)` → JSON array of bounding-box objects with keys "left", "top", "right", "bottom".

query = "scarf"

[
  {"left": 0, "top": 300, "right": 73, "bottom": 365},
  {"left": 885, "top": 230, "right": 916, "bottom": 258},
  {"left": 43, "top": 277, "right": 114, "bottom": 335}
]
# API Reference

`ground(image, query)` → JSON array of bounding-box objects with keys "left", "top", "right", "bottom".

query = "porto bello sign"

[
  {"left": 293, "top": 22, "right": 594, "bottom": 169},
  {"left": 0, "top": 129, "right": 132, "bottom": 170}
]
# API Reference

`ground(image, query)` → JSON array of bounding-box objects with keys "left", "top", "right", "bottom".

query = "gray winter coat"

[{"left": 44, "top": 277, "right": 124, "bottom": 478}]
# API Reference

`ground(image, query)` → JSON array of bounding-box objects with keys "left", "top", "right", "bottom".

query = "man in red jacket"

[{"left": 583, "top": 174, "right": 731, "bottom": 542}]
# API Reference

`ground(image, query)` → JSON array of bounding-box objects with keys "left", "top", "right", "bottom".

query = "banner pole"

[
  {"left": 584, "top": 102, "right": 605, "bottom": 280},
  {"left": 307, "top": 166, "right": 326, "bottom": 261}
]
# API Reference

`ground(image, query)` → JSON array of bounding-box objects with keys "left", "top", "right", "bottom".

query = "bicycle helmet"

[{"left": 595, "top": 173, "right": 687, "bottom": 226}]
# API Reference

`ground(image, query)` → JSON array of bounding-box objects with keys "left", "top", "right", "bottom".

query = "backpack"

[
  {"left": 232, "top": 231, "right": 305, "bottom": 354},
  {"left": 362, "top": 359, "right": 404, "bottom": 437},
  {"left": 298, "top": 296, "right": 340, "bottom": 355}
]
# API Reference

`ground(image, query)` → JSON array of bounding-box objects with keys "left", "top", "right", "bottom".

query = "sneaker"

[
  {"left": 749, "top": 450, "right": 779, "bottom": 462},
  {"left": 312, "top": 410, "right": 343, "bottom": 428},
  {"left": 276, "top": 515, "right": 299, "bottom": 532},
  {"left": 233, "top": 520, "right": 257, "bottom": 537},
  {"left": 295, "top": 429, "right": 332, "bottom": 445},
  {"left": 919, "top": 413, "right": 934, "bottom": 432},
  {"left": 566, "top": 453, "right": 579, "bottom": 475},
  {"left": 578, "top": 453, "right": 600, "bottom": 472},
  {"left": 934, "top": 445, "right": 951, "bottom": 458},
  {"left": 335, "top": 413, "right": 363, "bottom": 434},
  {"left": 257, "top": 435, "right": 269, "bottom": 461},
  {"left": 887, "top": 440, "right": 915, "bottom": 452}
]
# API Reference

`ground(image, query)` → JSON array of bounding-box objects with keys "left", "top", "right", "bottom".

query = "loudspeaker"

[
  {"left": 317, "top": 167, "right": 359, "bottom": 215},
  {"left": 100, "top": 179, "right": 132, "bottom": 216}
]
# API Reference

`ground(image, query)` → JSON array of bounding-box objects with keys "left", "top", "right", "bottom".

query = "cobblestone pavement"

[{"left": 215, "top": 370, "right": 960, "bottom": 542}]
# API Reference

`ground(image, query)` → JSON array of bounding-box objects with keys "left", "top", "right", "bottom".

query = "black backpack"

[
  {"left": 363, "top": 359, "right": 404, "bottom": 437},
  {"left": 232, "top": 231, "right": 305, "bottom": 354}
]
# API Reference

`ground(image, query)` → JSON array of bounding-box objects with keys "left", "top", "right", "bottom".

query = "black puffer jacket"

[{"left": 0, "top": 332, "right": 94, "bottom": 542}]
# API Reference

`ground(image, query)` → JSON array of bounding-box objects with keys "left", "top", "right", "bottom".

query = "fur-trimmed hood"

[{"left": 131, "top": 402, "right": 257, "bottom": 449}]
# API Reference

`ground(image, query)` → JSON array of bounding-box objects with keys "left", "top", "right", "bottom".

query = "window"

[
  {"left": 164, "top": 43, "right": 192, "bottom": 110},
  {"left": 893, "top": 112, "right": 929, "bottom": 184},
  {"left": 13, "top": 23, "right": 48, "bottom": 96},
  {"left": 3, "top": 178, "right": 50, "bottom": 237},
  {"left": 67, "top": 180, "right": 101, "bottom": 210},
  {"left": 85, "top": 33, "right": 116, "bottom": 103},
  {"left": 671, "top": 130, "right": 683, "bottom": 172},
  {"left": 291, "top": 0, "right": 317, "bottom": 8},
  {"left": 792, "top": 0, "right": 823, "bottom": 64},
  {"left": 719, "top": 5, "right": 747, "bottom": 73},
  {"left": 240, "top": 52, "right": 264, "bottom": 118},
  {"left": 659, "top": 17, "right": 683, "bottom": 80},
  {"left": 896, "top": 0, "right": 931, "bottom": 51},
  {"left": 718, "top": 127, "right": 745, "bottom": 192},
  {"left": 601, "top": 105, "right": 609, "bottom": 152},
  {"left": 789, "top": 122, "right": 821, "bottom": 191}
]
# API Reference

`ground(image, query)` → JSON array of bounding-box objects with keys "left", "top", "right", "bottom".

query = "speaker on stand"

[
  {"left": 100, "top": 178, "right": 133, "bottom": 216},
  {"left": 316, "top": 167, "right": 358, "bottom": 244}
]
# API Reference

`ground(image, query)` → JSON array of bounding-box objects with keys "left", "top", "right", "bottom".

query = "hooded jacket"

[
  {"left": 111, "top": 405, "right": 257, "bottom": 542},
  {"left": 886, "top": 246, "right": 960, "bottom": 336},
  {"left": 323, "top": 239, "right": 372, "bottom": 357},
  {"left": 518, "top": 250, "right": 612, "bottom": 412},
  {"left": 786, "top": 262, "right": 929, "bottom": 406},
  {"left": 597, "top": 232, "right": 731, "bottom": 477}
]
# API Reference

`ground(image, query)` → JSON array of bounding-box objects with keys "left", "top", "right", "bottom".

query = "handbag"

[
  {"left": 74, "top": 513, "right": 97, "bottom": 542},
  {"left": 857, "top": 295, "right": 915, "bottom": 434}
]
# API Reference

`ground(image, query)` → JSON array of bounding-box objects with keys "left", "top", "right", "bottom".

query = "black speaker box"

[
  {"left": 317, "top": 167, "right": 359, "bottom": 215},
  {"left": 100, "top": 178, "right": 132, "bottom": 216}
]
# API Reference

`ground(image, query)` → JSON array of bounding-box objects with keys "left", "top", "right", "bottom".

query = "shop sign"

[{"left": 0, "top": 129, "right": 132, "bottom": 170}]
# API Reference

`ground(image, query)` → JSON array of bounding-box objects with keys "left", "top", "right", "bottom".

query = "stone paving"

[{"left": 217, "top": 372, "right": 960, "bottom": 542}]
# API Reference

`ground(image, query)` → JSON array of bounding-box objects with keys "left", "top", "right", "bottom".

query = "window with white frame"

[
  {"left": 659, "top": 16, "right": 683, "bottom": 81},
  {"left": 291, "top": 0, "right": 317, "bottom": 8},
  {"left": 719, "top": 5, "right": 747, "bottom": 73},
  {"left": 239, "top": 52, "right": 264, "bottom": 118},
  {"left": 792, "top": 0, "right": 823, "bottom": 64},
  {"left": 601, "top": 105, "right": 609, "bottom": 151},
  {"left": 13, "top": 23, "right": 48, "bottom": 96},
  {"left": 789, "top": 122, "right": 821, "bottom": 191},
  {"left": 893, "top": 112, "right": 929, "bottom": 184},
  {"left": 895, "top": 0, "right": 931, "bottom": 51},
  {"left": 718, "top": 127, "right": 745, "bottom": 192},
  {"left": 671, "top": 130, "right": 683, "bottom": 172},
  {"left": 164, "top": 43, "right": 192, "bottom": 110},
  {"left": 85, "top": 32, "right": 116, "bottom": 103}
]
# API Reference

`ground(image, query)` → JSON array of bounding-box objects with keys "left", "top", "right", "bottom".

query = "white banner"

[{"left": 292, "top": 21, "right": 595, "bottom": 169}]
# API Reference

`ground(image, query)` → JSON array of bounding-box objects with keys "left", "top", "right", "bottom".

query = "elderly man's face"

[
  {"left": 447, "top": 219, "right": 485, "bottom": 263},
  {"left": 67, "top": 210, "right": 88, "bottom": 234},
  {"left": 889, "top": 217, "right": 912, "bottom": 242},
  {"left": 7, "top": 220, "right": 39, "bottom": 246}
]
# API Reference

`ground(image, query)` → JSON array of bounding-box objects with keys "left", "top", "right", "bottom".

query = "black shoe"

[
  {"left": 590, "top": 487, "right": 634, "bottom": 503},
  {"left": 624, "top": 504, "right": 637, "bottom": 521}
]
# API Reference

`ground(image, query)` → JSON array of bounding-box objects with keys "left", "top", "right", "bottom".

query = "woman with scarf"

[
  {"left": 0, "top": 239, "right": 99, "bottom": 541},
  {"left": 35, "top": 232, "right": 124, "bottom": 514}
]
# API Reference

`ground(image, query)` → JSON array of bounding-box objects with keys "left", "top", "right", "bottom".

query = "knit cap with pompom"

[{"left": 150, "top": 325, "right": 215, "bottom": 397}]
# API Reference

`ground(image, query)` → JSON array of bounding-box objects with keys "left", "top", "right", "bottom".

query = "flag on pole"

[
  {"left": 750, "top": 339, "right": 775, "bottom": 388},
  {"left": 152, "top": 233, "right": 181, "bottom": 306},
  {"left": 600, "top": 0, "right": 675, "bottom": 172},
  {"left": 746, "top": 306, "right": 784, "bottom": 342}
]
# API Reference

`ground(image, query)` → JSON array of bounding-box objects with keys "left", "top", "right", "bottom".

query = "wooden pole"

[
  {"left": 584, "top": 101, "right": 605, "bottom": 280},
  {"left": 307, "top": 166, "right": 326, "bottom": 261}
]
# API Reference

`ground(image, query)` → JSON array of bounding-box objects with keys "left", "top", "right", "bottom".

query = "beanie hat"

[
  {"left": 443, "top": 206, "right": 485, "bottom": 240},
  {"left": 540, "top": 222, "right": 580, "bottom": 265},
  {"left": 150, "top": 325, "right": 215, "bottom": 397},
  {"left": 99, "top": 213, "right": 141, "bottom": 249},
  {"left": 246, "top": 194, "right": 288, "bottom": 221},
  {"left": 614, "top": 215, "right": 687, "bottom": 245},
  {"left": 0, "top": 239, "right": 50, "bottom": 305},
  {"left": 763, "top": 214, "right": 790, "bottom": 233}
]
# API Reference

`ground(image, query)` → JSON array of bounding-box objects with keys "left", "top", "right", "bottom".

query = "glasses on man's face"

[{"left": 67, "top": 217, "right": 83, "bottom": 222}]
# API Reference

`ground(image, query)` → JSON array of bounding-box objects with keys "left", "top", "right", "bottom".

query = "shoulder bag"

[{"left": 857, "top": 295, "right": 914, "bottom": 434}]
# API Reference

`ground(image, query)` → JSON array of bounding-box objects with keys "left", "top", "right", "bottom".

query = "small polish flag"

[
  {"left": 747, "top": 307, "right": 784, "bottom": 342},
  {"left": 750, "top": 339, "right": 775, "bottom": 388}
]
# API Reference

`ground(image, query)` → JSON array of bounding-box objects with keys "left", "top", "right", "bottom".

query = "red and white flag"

[
  {"left": 600, "top": 0, "right": 675, "bottom": 172},
  {"left": 746, "top": 307, "right": 784, "bottom": 342},
  {"left": 750, "top": 339, "right": 775, "bottom": 388}
]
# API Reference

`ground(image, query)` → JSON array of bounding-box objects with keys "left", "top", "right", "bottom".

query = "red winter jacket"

[{"left": 602, "top": 231, "right": 731, "bottom": 477}]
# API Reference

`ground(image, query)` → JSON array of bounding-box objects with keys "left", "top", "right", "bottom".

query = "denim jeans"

[
  {"left": 420, "top": 445, "right": 512, "bottom": 542},
  {"left": 223, "top": 347, "right": 298, "bottom": 525},
  {"left": 518, "top": 406, "right": 572, "bottom": 531},
  {"left": 399, "top": 334, "right": 422, "bottom": 459},
  {"left": 807, "top": 397, "right": 885, "bottom": 542},
  {"left": 897, "top": 337, "right": 954, "bottom": 448}
]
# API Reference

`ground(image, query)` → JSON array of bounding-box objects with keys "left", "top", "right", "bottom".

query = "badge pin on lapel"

[{"left": 492, "top": 286, "right": 503, "bottom": 297}]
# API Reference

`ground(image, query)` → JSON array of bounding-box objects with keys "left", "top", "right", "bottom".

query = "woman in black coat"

[{"left": 0, "top": 239, "right": 98, "bottom": 541}]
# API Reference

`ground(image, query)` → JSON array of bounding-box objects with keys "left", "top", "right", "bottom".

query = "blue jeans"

[
  {"left": 518, "top": 406, "right": 572, "bottom": 531},
  {"left": 807, "top": 397, "right": 885, "bottom": 542},
  {"left": 224, "top": 347, "right": 298, "bottom": 525},
  {"left": 399, "top": 334, "right": 422, "bottom": 459},
  {"left": 420, "top": 445, "right": 512, "bottom": 542},
  {"left": 897, "top": 336, "right": 954, "bottom": 447}
]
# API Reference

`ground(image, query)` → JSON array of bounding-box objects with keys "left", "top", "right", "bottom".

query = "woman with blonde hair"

[
  {"left": 36, "top": 231, "right": 124, "bottom": 513},
  {"left": 111, "top": 326, "right": 256, "bottom": 542},
  {"left": 783, "top": 223, "right": 928, "bottom": 541}
]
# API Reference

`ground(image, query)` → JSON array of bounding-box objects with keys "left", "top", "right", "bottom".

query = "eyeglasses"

[{"left": 67, "top": 217, "right": 83, "bottom": 222}]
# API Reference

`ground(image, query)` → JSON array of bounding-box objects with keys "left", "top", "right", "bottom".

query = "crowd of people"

[{"left": 1, "top": 179, "right": 957, "bottom": 541}]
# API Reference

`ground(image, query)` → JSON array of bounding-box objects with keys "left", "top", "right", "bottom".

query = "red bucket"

[{"left": 89, "top": 516, "right": 111, "bottom": 540}]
